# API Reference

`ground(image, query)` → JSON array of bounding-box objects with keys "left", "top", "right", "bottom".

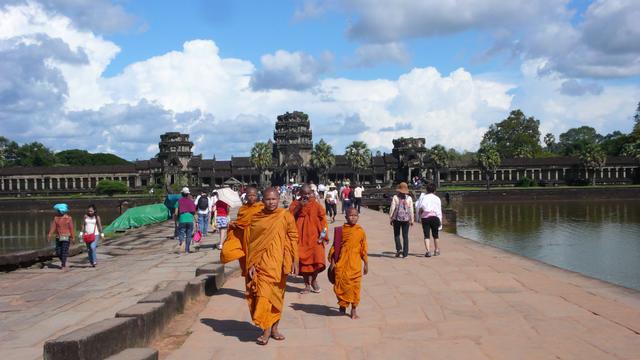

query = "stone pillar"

[{"left": 463, "top": 171, "right": 467, "bottom": 181}]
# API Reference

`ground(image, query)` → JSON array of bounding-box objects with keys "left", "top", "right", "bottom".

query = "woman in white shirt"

[
  {"left": 416, "top": 183, "right": 442, "bottom": 257},
  {"left": 324, "top": 184, "right": 338, "bottom": 223},
  {"left": 80, "top": 204, "right": 103, "bottom": 267}
]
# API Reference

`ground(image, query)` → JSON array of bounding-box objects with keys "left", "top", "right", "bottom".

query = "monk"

[
  {"left": 328, "top": 207, "right": 368, "bottom": 319},
  {"left": 220, "top": 186, "right": 264, "bottom": 274},
  {"left": 290, "top": 184, "right": 328, "bottom": 294},
  {"left": 245, "top": 187, "right": 299, "bottom": 345}
]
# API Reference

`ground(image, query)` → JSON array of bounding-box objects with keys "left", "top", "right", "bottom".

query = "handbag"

[
  {"left": 83, "top": 220, "right": 96, "bottom": 244},
  {"left": 327, "top": 227, "right": 343, "bottom": 284},
  {"left": 193, "top": 230, "right": 202, "bottom": 243}
]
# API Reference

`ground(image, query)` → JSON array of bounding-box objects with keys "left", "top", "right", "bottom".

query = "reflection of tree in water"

[{"left": 456, "top": 200, "right": 640, "bottom": 251}]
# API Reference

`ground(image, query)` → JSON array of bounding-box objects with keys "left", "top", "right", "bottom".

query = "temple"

[{"left": 0, "top": 112, "right": 638, "bottom": 194}]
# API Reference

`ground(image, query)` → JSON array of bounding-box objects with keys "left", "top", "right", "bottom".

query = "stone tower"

[
  {"left": 273, "top": 111, "right": 313, "bottom": 183},
  {"left": 392, "top": 137, "right": 428, "bottom": 182},
  {"left": 158, "top": 132, "right": 193, "bottom": 185}
]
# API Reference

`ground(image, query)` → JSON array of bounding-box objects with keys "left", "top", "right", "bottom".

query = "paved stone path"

[
  {"left": 168, "top": 208, "right": 640, "bottom": 360},
  {"left": 0, "top": 220, "right": 226, "bottom": 360}
]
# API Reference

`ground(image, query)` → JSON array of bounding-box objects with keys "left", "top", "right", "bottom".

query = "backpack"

[
  {"left": 197, "top": 196, "right": 209, "bottom": 211},
  {"left": 394, "top": 198, "right": 411, "bottom": 222}
]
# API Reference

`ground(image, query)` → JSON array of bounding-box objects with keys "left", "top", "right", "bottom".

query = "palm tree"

[
  {"left": 477, "top": 144, "right": 501, "bottom": 190},
  {"left": 310, "top": 139, "right": 335, "bottom": 183},
  {"left": 250, "top": 141, "right": 272, "bottom": 186},
  {"left": 429, "top": 144, "right": 449, "bottom": 188},
  {"left": 345, "top": 141, "right": 372, "bottom": 183},
  {"left": 579, "top": 143, "right": 606, "bottom": 186},
  {"left": 622, "top": 140, "right": 640, "bottom": 160}
]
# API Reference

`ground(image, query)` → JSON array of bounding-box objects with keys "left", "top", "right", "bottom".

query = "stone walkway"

[
  {"left": 168, "top": 208, "right": 640, "bottom": 360},
  {"left": 0, "top": 221, "right": 226, "bottom": 360}
]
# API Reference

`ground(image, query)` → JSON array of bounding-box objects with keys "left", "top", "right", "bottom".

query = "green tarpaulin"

[{"left": 104, "top": 203, "right": 171, "bottom": 233}]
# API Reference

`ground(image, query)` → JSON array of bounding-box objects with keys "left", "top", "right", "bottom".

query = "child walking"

[
  {"left": 328, "top": 207, "right": 368, "bottom": 319},
  {"left": 80, "top": 204, "right": 103, "bottom": 267},
  {"left": 47, "top": 203, "right": 75, "bottom": 271}
]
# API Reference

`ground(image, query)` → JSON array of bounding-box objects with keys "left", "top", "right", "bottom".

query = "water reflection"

[
  {"left": 0, "top": 209, "right": 120, "bottom": 254},
  {"left": 455, "top": 200, "right": 640, "bottom": 290}
]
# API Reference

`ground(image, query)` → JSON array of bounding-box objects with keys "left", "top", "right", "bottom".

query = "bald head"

[
  {"left": 263, "top": 187, "right": 280, "bottom": 211},
  {"left": 345, "top": 206, "right": 359, "bottom": 224},
  {"left": 301, "top": 184, "right": 311, "bottom": 195}
]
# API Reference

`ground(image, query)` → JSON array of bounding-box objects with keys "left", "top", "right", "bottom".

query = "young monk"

[
  {"left": 220, "top": 186, "right": 264, "bottom": 274},
  {"left": 328, "top": 207, "right": 368, "bottom": 319},
  {"left": 290, "top": 184, "right": 328, "bottom": 294},
  {"left": 245, "top": 188, "right": 299, "bottom": 345}
]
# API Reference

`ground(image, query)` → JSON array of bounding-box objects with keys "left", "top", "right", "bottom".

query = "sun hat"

[
  {"left": 53, "top": 203, "right": 69, "bottom": 214},
  {"left": 329, "top": 182, "right": 336, "bottom": 188},
  {"left": 181, "top": 187, "right": 190, "bottom": 194},
  {"left": 396, "top": 182, "right": 409, "bottom": 194}
]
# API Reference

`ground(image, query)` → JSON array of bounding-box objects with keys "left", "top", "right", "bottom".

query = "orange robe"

[
  {"left": 290, "top": 199, "right": 328, "bottom": 274},
  {"left": 328, "top": 224, "right": 368, "bottom": 307},
  {"left": 220, "top": 202, "right": 264, "bottom": 274},
  {"left": 245, "top": 208, "right": 298, "bottom": 330}
]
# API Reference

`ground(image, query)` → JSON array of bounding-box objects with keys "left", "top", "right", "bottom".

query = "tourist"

[
  {"left": 194, "top": 191, "right": 211, "bottom": 239},
  {"left": 417, "top": 183, "right": 443, "bottom": 257},
  {"left": 175, "top": 187, "right": 196, "bottom": 253},
  {"left": 209, "top": 190, "right": 218, "bottom": 232},
  {"left": 389, "top": 182, "right": 414, "bottom": 258},
  {"left": 290, "top": 184, "right": 328, "bottom": 294},
  {"left": 341, "top": 183, "right": 352, "bottom": 214},
  {"left": 79, "top": 204, "right": 103, "bottom": 267},
  {"left": 47, "top": 203, "right": 75, "bottom": 271},
  {"left": 353, "top": 183, "right": 364, "bottom": 213},
  {"left": 220, "top": 186, "right": 264, "bottom": 273},
  {"left": 309, "top": 181, "right": 318, "bottom": 197},
  {"left": 328, "top": 207, "right": 368, "bottom": 319},
  {"left": 317, "top": 182, "right": 326, "bottom": 199},
  {"left": 324, "top": 183, "right": 338, "bottom": 223},
  {"left": 245, "top": 188, "right": 298, "bottom": 345},
  {"left": 215, "top": 197, "right": 231, "bottom": 250}
]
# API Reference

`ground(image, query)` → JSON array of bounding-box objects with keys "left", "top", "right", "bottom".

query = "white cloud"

[
  {"left": 349, "top": 42, "right": 410, "bottom": 67},
  {"left": 250, "top": 50, "right": 333, "bottom": 91}
]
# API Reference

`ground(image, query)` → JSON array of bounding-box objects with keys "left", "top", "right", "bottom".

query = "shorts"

[
  {"left": 421, "top": 216, "right": 441, "bottom": 239},
  {"left": 216, "top": 216, "right": 229, "bottom": 229}
]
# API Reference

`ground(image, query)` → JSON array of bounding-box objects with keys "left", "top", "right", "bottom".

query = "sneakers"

[
  {"left": 395, "top": 251, "right": 401, "bottom": 258},
  {"left": 425, "top": 251, "right": 432, "bottom": 257},
  {"left": 434, "top": 250, "right": 440, "bottom": 256}
]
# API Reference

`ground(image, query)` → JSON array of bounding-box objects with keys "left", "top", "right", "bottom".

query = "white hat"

[{"left": 181, "top": 187, "right": 190, "bottom": 194}]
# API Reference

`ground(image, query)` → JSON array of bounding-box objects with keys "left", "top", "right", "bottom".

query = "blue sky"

[{"left": 1, "top": 0, "right": 639, "bottom": 160}]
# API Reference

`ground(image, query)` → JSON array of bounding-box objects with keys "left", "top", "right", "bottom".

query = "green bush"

[
  {"left": 515, "top": 177, "right": 536, "bottom": 187},
  {"left": 96, "top": 180, "right": 128, "bottom": 196}
]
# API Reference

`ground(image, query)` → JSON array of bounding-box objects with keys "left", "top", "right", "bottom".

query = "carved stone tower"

[
  {"left": 273, "top": 111, "right": 313, "bottom": 183},
  {"left": 392, "top": 137, "right": 428, "bottom": 182},
  {"left": 158, "top": 132, "right": 193, "bottom": 185}
]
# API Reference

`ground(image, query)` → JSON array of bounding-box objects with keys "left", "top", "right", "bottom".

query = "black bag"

[{"left": 197, "top": 196, "right": 209, "bottom": 211}]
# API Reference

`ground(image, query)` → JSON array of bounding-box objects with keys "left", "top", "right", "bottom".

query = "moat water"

[{"left": 454, "top": 199, "right": 640, "bottom": 291}]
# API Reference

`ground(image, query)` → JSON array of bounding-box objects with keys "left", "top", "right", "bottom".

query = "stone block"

[
  {"left": 138, "top": 290, "right": 181, "bottom": 313},
  {"left": 115, "top": 303, "right": 172, "bottom": 344},
  {"left": 43, "top": 317, "right": 143, "bottom": 360},
  {"left": 105, "top": 348, "right": 158, "bottom": 360},
  {"left": 195, "top": 262, "right": 217, "bottom": 276},
  {"left": 162, "top": 280, "right": 188, "bottom": 308},
  {"left": 187, "top": 276, "right": 206, "bottom": 298}
]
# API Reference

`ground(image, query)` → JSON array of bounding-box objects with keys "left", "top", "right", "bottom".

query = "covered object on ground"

[{"left": 104, "top": 203, "right": 170, "bottom": 233}]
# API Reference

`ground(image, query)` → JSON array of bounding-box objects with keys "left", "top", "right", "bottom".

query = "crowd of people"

[{"left": 46, "top": 179, "right": 444, "bottom": 346}]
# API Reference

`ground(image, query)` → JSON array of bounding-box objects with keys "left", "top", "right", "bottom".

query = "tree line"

[{"left": 0, "top": 137, "right": 131, "bottom": 167}]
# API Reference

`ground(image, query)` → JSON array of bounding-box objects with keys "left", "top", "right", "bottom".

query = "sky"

[{"left": 1, "top": 0, "right": 639, "bottom": 160}]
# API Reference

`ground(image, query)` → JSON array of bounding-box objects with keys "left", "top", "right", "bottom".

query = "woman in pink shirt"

[{"left": 215, "top": 199, "right": 230, "bottom": 250}]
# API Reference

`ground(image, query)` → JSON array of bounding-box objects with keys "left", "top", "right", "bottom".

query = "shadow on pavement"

[
  {"left": 200, "top": 318, "right": 259, "bottom": 342},
  {"left": 215, "top": 287, "right": 245, "bottom": 299},
  {"left": 290, "top": 303, "right": 342, "bottom": 317},
  {"left": 367, "top": 251, "right": 398, "bottom": 259}
]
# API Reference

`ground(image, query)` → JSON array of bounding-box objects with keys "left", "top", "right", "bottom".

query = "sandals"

[
  {"left": 256, "top": 335, "right": 269, "bottom": 345},
  {"left": 270, "top": 332, "right": 285, "bottom": 341},
  {"left": 300, "top": 288, "right": 311, "bottom": 294}
]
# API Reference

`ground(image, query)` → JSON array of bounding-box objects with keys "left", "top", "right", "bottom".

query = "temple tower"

[
  {"left": 158, "top": 132, "right": 193, "bottom": 185},
  {"left": 392, "top": 137, "right": 428, "bottom": 182},
  {"left": 273, "top": 111, "right": 313, "bottom": 183}
]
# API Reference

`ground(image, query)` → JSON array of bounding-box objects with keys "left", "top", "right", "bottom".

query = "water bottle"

[{"left": 318, "top": 227, "right": 327, "bottom": 244}]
